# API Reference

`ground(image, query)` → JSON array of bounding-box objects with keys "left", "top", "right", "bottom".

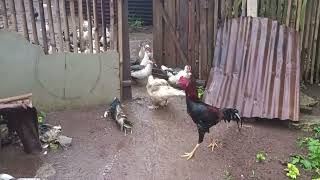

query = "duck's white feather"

[{"left": 131, "top": 63, "right": 153, "bottom": 79}]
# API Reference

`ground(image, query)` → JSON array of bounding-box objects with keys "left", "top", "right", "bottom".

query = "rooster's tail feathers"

[{"left": 221, "top": 108, "right": 242, "bottom": 131}]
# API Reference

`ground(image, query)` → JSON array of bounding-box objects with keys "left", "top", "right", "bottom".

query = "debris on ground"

[
  {"left": 104, "top": 97, "right": 133, "bottom": 136},
  {"left": 300, "top": 92, "right": 318, "bottom": 114},
  {"left": 39, "top": 124, "right": 72, "bottom": 150}
]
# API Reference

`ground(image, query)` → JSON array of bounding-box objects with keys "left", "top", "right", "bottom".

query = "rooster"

[
  {"left": 178, "top": 76, "right": 242, "bottom": 160},
  {"left": 146, "top": 75, "right": 185, "bottom": 109}
]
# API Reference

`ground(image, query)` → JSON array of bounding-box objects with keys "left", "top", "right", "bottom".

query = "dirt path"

[{"left": 0, "top": 85, "right": 311, "bottom": 180}]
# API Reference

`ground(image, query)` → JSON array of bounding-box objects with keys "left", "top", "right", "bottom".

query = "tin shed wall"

[{"left": 204, "top": 17, "right": 300, "bottom": 121}]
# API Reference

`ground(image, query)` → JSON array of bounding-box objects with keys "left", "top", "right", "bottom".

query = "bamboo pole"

[
  {"left": 38, "top": 0, "right": 48, "bottom": 54},
  {"left": 1, "top": 0, "right": 9, "bottom": 29},
  {"left": 310, "top": 0, "right": 320, "bottom": 84},
  {"left": 296, "top": 0, "right": 302, "bottom": 31},
  {"left": 9, "top": 0, "right": 18, "bottom": 31},
  {"left": 78, "top": 0, "right": 84, "bottom": 52},
  {"left": 86, "top": 0, "right": 93, "bottom": 53},
  {"left": 55, "top": 0, "right": 64, "bottom": 52},
  {"left": 100, "top": 0, "right": 107, "bottom": 51},
  {"left": 316, "top": 31, "right": 320, "bottom": 84},
  {"left": 0, "top": 93, "right": 32, "bottom": 104},
  {"left": 306, "top": 0, "right": 317, "bottom": 82},
  {"left": 110, "top": 0, "right": 117, "bottom": 50},
  {"left": 61, "top": 0, "right": 70, "bottom": 52},
  {"left": 19, "top": 0, "right": 29, "bottom": 41},
  {"left": 70, "top": 0, "right": 78, "bottom": 53},
  {"left": 47, "top": 0, "right": 56, "bottom": 52},
  {"left": 303, "top": 0, "right": 312, "bottom": 80},
  {"left": 27, "top": 0, "right": 39, "bottom": 44},
  {"left": 93, "top": 0, "right": 99, "bottom": 53},
  {"left": 286, "top": 0, "right": 292, "bottom": 26}
]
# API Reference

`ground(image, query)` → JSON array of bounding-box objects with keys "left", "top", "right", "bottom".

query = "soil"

[{"left": 0, "top": 28, "right": 317, "bottom": 180}]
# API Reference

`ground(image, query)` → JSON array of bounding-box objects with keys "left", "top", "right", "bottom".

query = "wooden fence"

[
  {"left": 0, "top": 0, "right": 132, "bottom": 100},
  {"left": 153, "top": 0, "right": 320, "bottom": 84}
]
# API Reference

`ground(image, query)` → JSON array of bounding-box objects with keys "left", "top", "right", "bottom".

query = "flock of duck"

[{"left": 131, "top": 43, "right": 192, "bottom": 109}]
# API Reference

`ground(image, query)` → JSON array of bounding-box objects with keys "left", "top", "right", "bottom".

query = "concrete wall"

[{"left": 0, "top": 31, "right": 120, "bottom": 111}]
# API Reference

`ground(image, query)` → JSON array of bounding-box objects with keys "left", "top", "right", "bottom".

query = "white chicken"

[
  {"left": 131, "top": 60, "right": 153, "bottom": 80},
  {"left": 163, "top": 65, "right": 192, "bottom": 87},
  {"left": 146, "top": 75, "right": 185, "bottom": 109}
]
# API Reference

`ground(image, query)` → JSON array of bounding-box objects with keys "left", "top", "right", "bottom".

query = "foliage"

[
  {"left": 38, "top": 111, "right": 46, "bottom": 124},
  {"left": 256, "top": 151, "right": 267, "bottom": 163},
  {"left": 289, "top": 126, "right": 320, "bottom": 178},
  {"left": 285, "top": 163, "right": 300, "bottom": 179},
  {"left": 196, "top": 86, "right": 205, "bottom": 99},
  {"left": 128, "top": 15, "right": 143, "bottom": 31},
  {"left": 224, "top": 170, "right": 233, "bottom": 180}
]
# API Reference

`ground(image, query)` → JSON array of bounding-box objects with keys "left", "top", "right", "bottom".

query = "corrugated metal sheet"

[{"left": 203, "top": 17, "right": 300, "bottom": 121}]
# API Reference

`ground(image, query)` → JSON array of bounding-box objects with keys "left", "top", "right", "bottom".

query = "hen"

[
  {"left": 146, "top": 75, "right": 185, "bottom": 109},
  {"left": 178, "top": 76, "right": 242, "bottom": 160},
  {"left": 161, "top": 65, "right": 192, "bottom": 87}
]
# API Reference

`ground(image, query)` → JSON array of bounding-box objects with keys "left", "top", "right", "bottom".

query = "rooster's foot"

[
  {"left": 207, "top": 139, "right": 219, "bottom": 151},
  {"left": 181, "top": 143, "right": 200, "bottom": 160}
]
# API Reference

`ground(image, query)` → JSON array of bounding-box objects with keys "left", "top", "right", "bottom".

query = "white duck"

[
  {"left": 146, "top": 75, "right": 185, "bottom": 109},
  {"left": 163, "top": 65, "right": 192, "bottom": 87},
  {"left": 0, "top": 174, "right": 14, "bottom": 180},
  {"left": 131, "top": 60, "right": 153, "bottom": 80}
]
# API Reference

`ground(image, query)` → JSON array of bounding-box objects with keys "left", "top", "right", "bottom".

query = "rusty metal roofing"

[{"left": 203, "top": 17, "right": 300, "bottom": 121}]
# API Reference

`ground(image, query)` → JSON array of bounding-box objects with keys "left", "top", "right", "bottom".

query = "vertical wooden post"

[
  {"left": 110, "top": 0, "right": 117, "bottom": 50},
  {"left": 1, "top": 0, "right": 8, "bottom": 29},
  {"left": 199, "top": 0, "right": 208, "bottom": 79},
  {"left": 93, "top": 0, "right": 100, "bottom": 53},
  {"left": 78, "top": 0, "right": 84, "bottom": 52},
  {"left": 86, "top": 0, "right": 93, "bottom": 53},
  {"left": 19, "top": 0, "right": 29, "bottom": 41},
  {"left": 27, "top": 0, "right": 39, "bottom": 44},
  {"left": 61, "top": 0, "right": 70, "bottom": 52},
  {"left": 39, "top": 0, "right": 48, "bottom": 54},
  {"left": 153, "top": 0, "right": 163, "bottom": 65},
  {"left": 70, "top": 0, "right": 78, "bottom": 53},
  {"left": 118, "top": 0, "right": 132, "bottom": 100},
  {"left": 9, "top": 0, "right": 18, "bottom": 31},
  {"left": 286, "top": 0, "right": 292, "bottom": 26},
  {"left": 310, "top": 0, "right": 320, "bottom": 84},
  {"left": 101, "top": 0, "right": 107, "bottom": 51},
  {"left": 296, "top": 0, "right": 302, "bottom": 31},
  {"left": 55, "top": 0, "right": 64, "bottom": 52},
  {"left": 207, "top": 0, "right": 214, "bottom": 72},
  {"left": 47, "top": 0, "right": 56, "bottom": 52},
  {"left": 1, "top": 0, "right": 9, "bottom": 29}
]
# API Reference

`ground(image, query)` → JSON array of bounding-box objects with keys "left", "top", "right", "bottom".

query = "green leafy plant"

[
  {"left": 224, "top": 170, "right": 233, "bottom": 180},
  {"left": 285, "top": 163, "right": 300, "bottom": 179},
  {"left": 256, "top": 151, "right": 267, "bottom": 163},
  {"left": 38, "top": 111, "right": 46, "bottom": 124},
  {"left": 128, "top": 15, "right": 143, "bottom": 31},
  {"left": 196, "top": 86, "right": 205, "bottom": 99}
]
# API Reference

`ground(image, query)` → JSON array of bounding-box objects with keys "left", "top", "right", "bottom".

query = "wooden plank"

[
  {"left": 70, "top": 0, "right": 77, "bottom": 53},
  {"left": 78, "top": 0, "right": 84, "bottom": 52},
  {"left": 220, "top": 0, "right": 225, "bottom": 19},
  {"left": 86, "top": 0, "right": 93, "bottom": 53},
  {"left": 306, "top": 0, "right": 316, "bottom": 81},
  {"left": 47, "top": 0, "right": 56, "bottom": 52},
  {"left": 1, "top": 0, "right": 8, "bottom": 29},
  {"left": 188, "top": 0, "right": 194, "bottom": 70},
  {"left": 194, "top": 0, "right": 200, "bottom": 78},
  {"left": 55, "top": 0, "right": 64, "bottom": 52},
  {"left": 93, "top": 0, "right": 100, "bottom": 53},
  {"left": 296, "top": 0, "right": 302, "bottom": 31},
  {"left": 303, "top": 0, "right": 314, "bottom": 80},
  {"left": 117, "top": 0, "right": 132, "bottom": 100},
  {"left": 61, "top": 0, "right": 70, "bottom": 52},
  {"left": 100, "top": 0, "right": 107, "bottom": 51},
  {"left": 159, "top": 3, "right": 188, "bottom": 66},
  {"left": 316, "top": 29, "right": 320, "bottom": 83},
  {"left": 9, "top": 0, "right": 18, "bottom": 31},
  {"left": 213, "top": 0, "right": 218, "bottom": 44},
  {"left": 163, "top": 0, "right": 176, "bottom": 67},
  {"left": 286, "top": 0, "right": 292, "bottom": 26},
  {"left": 310, "top": 0, "right": 320, "bottom": 84},
  {"left": 199, "top": 0, "right": 208, "bottom": 79},
  {"left": 38, "top": 0, "right": 48, "bottom": 54},
  {"left": 110, "top": 0, "right": 117, "bottom": 50},
  {"left": 19, "top": 0, "right": 29, "bottom": 40},
  {"left": 292, "top": 0, "right": 298, "bottom": 28},
  {"left": 27, "top": 0, "right": 39, "bottom": 44},
  {"left": 153, "top": 0, "right": 163, "bottom": 65},
  {"left": 207, "top": 0, "right": 214, "bottom": 73},
  {"left": 0, "top": 93, "right": 32, "bottom": 104}
]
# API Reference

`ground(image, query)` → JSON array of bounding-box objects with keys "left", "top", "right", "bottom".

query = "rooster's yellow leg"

[
  {"left": 207, "top": 138, "right": 219, "bottom": 151},
  {"left": 181, "top": 144, "right": 200, "bottom": 160}
]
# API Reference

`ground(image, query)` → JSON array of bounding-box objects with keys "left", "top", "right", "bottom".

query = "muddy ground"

[{"left": 0, "top": 30, "right": 317, "bottom": 179}]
